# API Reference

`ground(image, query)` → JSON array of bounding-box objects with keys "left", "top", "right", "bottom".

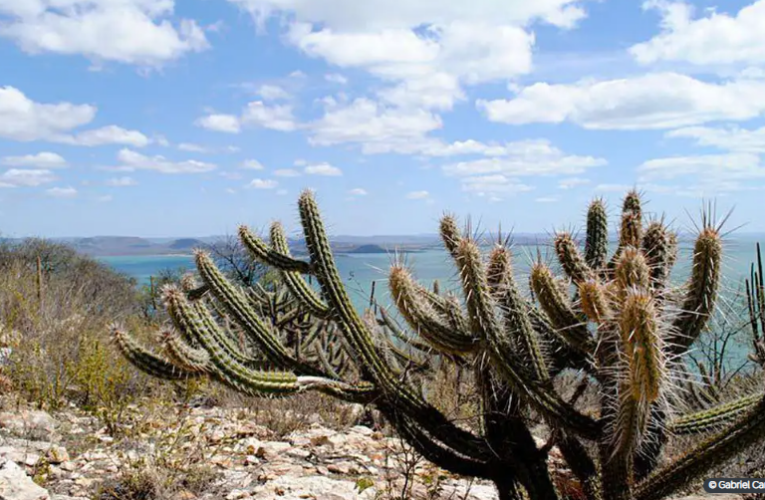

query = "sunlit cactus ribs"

[{"left": 113, "top": 189, "right": 765, "bottom": 500}]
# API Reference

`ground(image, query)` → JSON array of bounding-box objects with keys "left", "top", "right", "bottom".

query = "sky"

[{"left": 3, "top": 0, "right": 765, "bottom": 237}]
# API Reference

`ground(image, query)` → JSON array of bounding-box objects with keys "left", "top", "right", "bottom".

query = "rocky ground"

[{"left": 0, "top": 400, "right": 745, "bottom": 500}]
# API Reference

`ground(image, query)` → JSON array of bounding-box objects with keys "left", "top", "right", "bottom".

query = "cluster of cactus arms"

[{"left": 114, "top": 189, "right": 765, "bottom": 500}]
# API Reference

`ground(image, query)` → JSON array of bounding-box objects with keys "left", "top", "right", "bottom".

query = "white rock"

[{"left": 0, "top": 459, "right": 50, "bottom": 500}]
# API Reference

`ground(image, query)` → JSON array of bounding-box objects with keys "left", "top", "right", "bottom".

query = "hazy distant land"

[{"left": 4, "top": 232, "right": 765, "bottom": 257}]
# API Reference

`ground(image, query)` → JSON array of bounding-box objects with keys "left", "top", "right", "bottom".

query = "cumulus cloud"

[
  {"left": 1, "top": 152, "right": 67, "bottom": 168},
  {"left": 195, "top": 114, "right": 241, "bottom": 133},
  {"left": 478, "top": 73, "right": 765, "bottom": 129},
  {"left": 196, "top": 101, "right": 298, "bottom": 133},
  {"left": 460, "top": 175, "right": 533, "bottom": 194},
  {"left": 348, "top": 188, "right": 367, "bottom": 195},
  {"left": 59, "top": 125, "right": 151, "bottom": 147},
  {"left": 309, "top": 98, "right": 442, "bottom": 154},
  {"left": 665, "top": 125, "right": 765, "bottom": 153},
  {"left": 109, "top": 149, "right": 217, "bottom": 174},
  {"left": 105, "top": 176, "right": 138, "bottom": 187},
  {"left": 257, "top": 84, "right": 290, "bottom": 100},
  {"left": 177, "top": 142, "right": 209, "bottom": 153},
  {"left": 46, "top": 186, "right": 78, "bottom": 198},
  {"left": 0, "top": 169, "right": 57, "bottom": 187},
  {"left": 241, "top": 159, "right": 265, "bottom": 170},
  {"left": 0, "top": 0, "right": 209, "bottom": 67},
  {"left": 0, "top": 86, "right": 150, "bottom": 145},
  {"left": 304, "top": 162, "right": 342, "bottom": 176},
  {"left": 406, "top": 190, "right": 430, "bottom": 199},
  {"left": 631, "top": 1, "right": 765, "bottom": 68},
  {"left": 248, "top": 178, "right": 278, "bottom": 189}
]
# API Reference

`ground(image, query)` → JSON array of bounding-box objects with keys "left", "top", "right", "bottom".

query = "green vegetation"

[{"left": 111, "top": 189, "right": 765, "bottom": 500}]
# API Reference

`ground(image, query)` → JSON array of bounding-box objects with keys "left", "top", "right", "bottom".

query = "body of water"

[{"left": 97, "top": 236, "right": 764, "bottom": 313}]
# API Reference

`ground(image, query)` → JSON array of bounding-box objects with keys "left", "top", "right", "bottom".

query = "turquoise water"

[
  {"left": 97, "top": 237, "right": 763, "bottom": 313},
  {"left": 97, "top": 254, "right": 196, "bottom": 286}
]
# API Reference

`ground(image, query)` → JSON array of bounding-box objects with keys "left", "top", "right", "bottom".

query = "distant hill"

[
  {"left": 168, "top": 238, "right": 205, "bottom": 251},
  {"left": 346, "top": 244, "right": 390, "bottom": 254},
  {"left": 6, "top": 230, "right": 753, "bottom": 257}
]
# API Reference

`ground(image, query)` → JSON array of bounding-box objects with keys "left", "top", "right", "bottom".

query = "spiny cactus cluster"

[{"left": 114, "top": 190, "right": 765, "bottom": 500}]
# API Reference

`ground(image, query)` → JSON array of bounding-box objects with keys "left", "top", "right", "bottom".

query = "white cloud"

[
  {"left": 228, "top": 0, "right": 585, "bottom": 31},
  {"left": 478, "top": 73, "right": 765, "bottom": 129},
  {"left": 665, "top": 125, "right": 765, "bottom": 153},
  {"left": 406, "top": 190, "right": 430, "bottom": 199},
  {"left": 348, "top": 188, "right": 367, "bottom": 196},
  {"left": 0, "top": 87, "right": 150, "bottom": 146},
  {"left": 105, "top": 176, "right": 137, "bottom": 187},
  {"left": 276, "top": 188, "right": 288, "bottom": 195},
  {"left": 195, "top": 114, "right": 241, "bottom": 133},
  {"left": 0, "top": 0, "right": 209, "bottom": 67},
  {"left": 59, "top": 125, "right": 151, "bottom": 147},
  {"left": 304, "top": 162, "right": 342, "bottom": 176},
  {"left": 286, "top": 22, "right": 533, "bottom": 112},
  {"left": 0, "top": 169, "right": 57, "bottom": 187},
  {"left": 1, "top": 152, "right": 67, "bottom": 168},
  {"left": 110, "top": 149, "right": 217, "bottom": 174},
  {"left": 309, "top": 98, "right": 442, "bottom": 154},
  {"left": 248, "top": 178, "right": 278, "bottom": 189},
  {"left": 226, "top": 0, "right": 588, "bottom": 142},
  {"left": 595, "top": 183, "right": 635, "bottom": 192},
  {"left": 96, "top": 194, "right": 113, "bottom": 203},
  {"left": 631, "top": 1, "right": 765, "bottom": 68},
  {"left": 325, "top": 73, "right": 348, "bottom": 84},
  {"left": 442, "top": 139, "right": 605, "bottom": 177},
  {"left": 46, "top": 186, "right": 78, "bottom": 198},
  {"left": 441, "top": 140, "right": 604, "bottom": 194},
  {"left": 558, "top": 177, "right": 590, "bottom": 189},
  {"left": 0, "top": 86, "right": 95, "bottom": 141},
  {"left": 637, "top": 152, "right": 765, "bottom": 182},
  {"left": 257, "top": 84, "right": 290, "bottom": 100},
  {"left": 197, "top": 101, "right": 298, "bottom": 133},
  {"left": 241, "top": 159, "right": 265, "bottom": 170},
  {"left": 274, "top": 168, "right": 300, "bottom": 177},
  {"left": 460, "top": 175, "right": 533, "bottom": 194},
  {"left": 536, "top": 196, "right": 558, "bottom": 203},
  {"left": 177, "top": 142, "right": 209, "bottom": 153},
  {"left": 241, "top": 101, "right": 298, "bottom": 131}
]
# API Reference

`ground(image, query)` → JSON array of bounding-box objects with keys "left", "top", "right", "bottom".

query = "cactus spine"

[{"left": 115, "top": 189, "right": 765, "bottom": 500}]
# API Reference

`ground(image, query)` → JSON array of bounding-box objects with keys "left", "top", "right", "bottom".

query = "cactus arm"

[
  {"left": 297, "top": 191, "right": 496, "bottom": 460},
  {"left": 668, "top": 225, "right": 722, "bottom": 354},
  {"left": 456, "top": 238, "right": 601, "bottom": 440},
  {"left": 110, "top": 325, "right": 203, "bottom": 380},
  {"left": 488, "top": 246, "right": 551, "bottom": 381},
  {"left": 530, "top": 262, "right": 594, "bottom": 355},
  {"left": 269, "top": 222, "right": 331, "bottom": 317},
  {"left": 555, "top": 232, "right": 595, "bottom": 284},
  {"left": 585, "top": 198, "right": 609, "bottom": 269},
  {"left": 164, "top": 284, "right": 376, "bottom": 400},
  {"left": 635, "top": 398, "right": 765, "bottom": 500},
  {"left": 194, "top": 250, "right": 301, "bottom": 371},
  {"left": 641, "top": 221, "right": 674, "bottom": 288},
  {"left": 389, "top": 265, "right": 477, "bottom": 354},
  {"left": 160, "top": 327, "right": 211, "bottom": 373},
  {"left": 439, "top": 214, "right": 462, "bottom": 258},
  {"left": 386, "top": 409, "right": 494, "bottom": 479},
  {"left": 669, "top": 393, "right": 763, "bottom": 435},
  {"left": 377, "top": 307, "right": 434, "bottom": 354},
  {"left": 238, "top": 224, "right": 312, "bottom": 274}
]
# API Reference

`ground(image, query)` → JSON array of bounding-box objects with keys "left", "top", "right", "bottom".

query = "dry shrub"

[{"left": 0, "top": 239, "right": 162, "bottom": 411}]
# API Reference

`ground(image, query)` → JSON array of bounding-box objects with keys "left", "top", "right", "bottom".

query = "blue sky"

[{"left": 2, "top": 0, "right": 765, "bottom": 237}]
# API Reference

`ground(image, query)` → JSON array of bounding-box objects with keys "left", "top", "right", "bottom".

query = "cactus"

[{"left": 114, "top": 189, "right": 765, "bottom": 500}]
